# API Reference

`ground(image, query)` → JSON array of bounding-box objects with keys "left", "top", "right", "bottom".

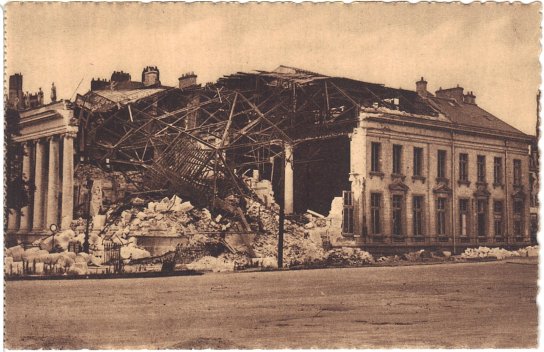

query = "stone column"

[
  {"left": 61, "top": 133, "right": 75, "bottom": 229},
  {"left": 284, "top": 144, "right": 294, "bottom": 215},
  {"left": 19, "top": 142, "right": 32, "bottom": 231},
  {"left": 6, "top": 209, "right": 18, "bottom": 231},
  {"left": 33, "top": 140, "right": 46, "bottom": 231},
  {"left": 350, "top": 128, "right": 366, "bottom": 237},
  {"left": 46, "top": 136, "right": 60, "bottom": 228}
]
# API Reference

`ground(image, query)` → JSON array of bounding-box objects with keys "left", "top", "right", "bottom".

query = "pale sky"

[{"left": 5, "top": 2, "right": 541, "bottom": 135}]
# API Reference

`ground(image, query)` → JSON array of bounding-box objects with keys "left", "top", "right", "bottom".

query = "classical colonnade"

[{"left": 7, "top": 132, "right": 76, "bottom": 233}]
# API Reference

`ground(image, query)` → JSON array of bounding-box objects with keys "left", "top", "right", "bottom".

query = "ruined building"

[{"left": 5, "top": 66, "right": 538, "bottom": 253}]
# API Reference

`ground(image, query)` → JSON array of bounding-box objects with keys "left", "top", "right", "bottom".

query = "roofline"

[{"left": 366, "top": 113, "right": 533, "bottom": 144}]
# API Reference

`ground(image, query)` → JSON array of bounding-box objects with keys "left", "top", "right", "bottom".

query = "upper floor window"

[
  {"left": 371, "top": 142, "right": 381, "bottom": 173},
  {"left": 413, "top": 147, "right": 423, "bottom": 177},
  {"left": 392, "top": 145, "right": 403, "bottom": 175},
  {"left": 493, "top": 157, "right": 503, "bottom": 185},
  {"left": 477, "top": 155, "right": 486, "bottom": 183},
  {"left": 513, "top": 159, "right": 522, "bottom": 186},
  {"left": 459, "top": 153, "right": 469, "bottom": 181},
  {"left": 437, "top": 150, "right": 447, "bottom": 179}
]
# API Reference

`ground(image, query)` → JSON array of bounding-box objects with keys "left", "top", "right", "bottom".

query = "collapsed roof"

[{"left": 74, "top": 65, "right": 531, "bottom": 207}]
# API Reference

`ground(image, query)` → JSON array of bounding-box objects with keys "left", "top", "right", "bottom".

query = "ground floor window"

[
  {"left": 392, "top": 195, "right": 404, "bottom": 237},
  {"left": 436, "top": 197, "right": 447, "bottom": 236},
  {"left": 459, "top": 199, "right": 469, "bottom": 237},
  {"left": 413, "top": 196, "right": 424, "bottom": 237},
  {"left": 342, "top": 191, "right": 354, "bottom": 235},
  {"left": 513, "top": 199, "right": 524, "bottom": 237},
  {"left": 493, "top": 200, "right": 504, "bottom": 238},
  {"left": 477, "top": 199, "right": 487, "bottom": 238},
  {"left": 370, "top": 193, "right": 381, "bottom": 235}
]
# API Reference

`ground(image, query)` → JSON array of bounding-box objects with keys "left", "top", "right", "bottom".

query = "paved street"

[{"left": 4, "top": 259, "right": 538, "bottom": 349}]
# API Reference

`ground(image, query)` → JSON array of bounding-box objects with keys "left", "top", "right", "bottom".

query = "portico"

[{"left": 7, "top": 101, "right": 77, "bottom": 238}]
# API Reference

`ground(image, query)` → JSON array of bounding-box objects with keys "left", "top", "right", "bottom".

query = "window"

[
  {"left": 413, "top": 147, "right": 423, "bottom": 177},
  {"left": 437, "top": 150, "right": 447, "bottom": 179},
  {"left": 413, "top": 196, "right": 424, "bottom": 237},
  {"left": 493, "top": 201, "right": 504, "bottom": 238},
  {"left": 436, "top": 198, "right": 447, "bottom": 236},
  {"left": 493, "top": 157, "right": 503, "bottom": 185},
  {"left": 342, "top": 191, "right": 354, "bottom": 235},
  {"left": 477, "top": 155, "right": 486, "bottom": 183},
  {"left": 371, "top": 142, "right": 381, "bottom": 172},
  {"left": 459, "top": 153, "right": 469, "bottom": 182},
  {"left": 392, "top": 195, "right": 403, "bottom": 237},
  {"left": 370, "top": 193, "right": 381, "bottom": 235},
  {"left": 459, "top": 199, "right": 470, "bottom": 237},
  {"left": 513, "top": 199, "right": 524, "bottom": 237},
  {"left": 513, "top": 159, "right": 522, "bottom": 186},
  {"left": 392, "top": 145, "right": 403, "bottom": 175},
  {"left": 477, "top": 199, "right": 487, "bottom": 237}
]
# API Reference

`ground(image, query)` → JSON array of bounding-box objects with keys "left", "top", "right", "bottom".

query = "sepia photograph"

[{"left": 3, "top": 1, "right": 541, "bottom": 349}]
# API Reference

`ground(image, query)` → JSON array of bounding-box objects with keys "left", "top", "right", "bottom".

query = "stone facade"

[{"left": 340, "top": 108, "right": 534, "bottom": 251}]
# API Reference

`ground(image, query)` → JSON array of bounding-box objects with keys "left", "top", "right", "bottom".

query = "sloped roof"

[
  {"left": 427, "top": 96, "right": 527, "bottom": 137},
  {"left": 76, "top": 88, "right": 166, "bottom": 112}
]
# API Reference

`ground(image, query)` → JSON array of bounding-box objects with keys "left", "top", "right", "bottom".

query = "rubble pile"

[
  {"left": 245, "top": 200, "right": 328, "bottom": 267},
  {"left": 326, "top": 248, "right": 375, "bottom": 266},
  {"left": 4, "top": 244, "right": 92, "bottom": 275},
  {"left": 100, "top": 195, "right": 241, "bottom": 240},
  {"left": 460, "top": 245, "right": 539, "bottom": 260}
]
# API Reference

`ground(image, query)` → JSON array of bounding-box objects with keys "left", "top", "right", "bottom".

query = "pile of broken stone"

[{"left": 5, "top": 192, "right": 539, "bottom": 276}]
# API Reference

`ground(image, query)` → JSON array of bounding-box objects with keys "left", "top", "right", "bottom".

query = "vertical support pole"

[
  {"left": 61, "top": 133, "right": 75, "bottom": 229},
  {"left": 284, "top": 144, "right": 294, "bottom": 215},
  {"left": 46, "top": 136, "right": 60, "bottom": 228},
  {"left": 278, "top": 148, "right": 285, "bottom": 269},
  {"left": 33, "top": 139, "right": 46, "bottom": 231},
  {"left": 19, "top": 142, "right": 32, "bottom": 231}
]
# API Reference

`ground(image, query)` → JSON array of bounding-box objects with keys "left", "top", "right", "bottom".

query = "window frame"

[
  {"left": 459, "top": 153, "right": 469, "bottom": 182},
  {"left": 436, "top": 197, "right": 447, "bottom": 236},
  {"left": 513, "top": 159, "right": 522, "bottom": 186},
  {"left": 493, "top": 157, "right": 503, "bottom": 185},
  {"left": 477, "top": 155, "right": 486, "bottom": 183},
  {"left": 371, "top": 142, "right": 381, "bottom": 173},
  {"left": 370, "top": 193, "right": 382, "bottom": 235},
  {"left": 413, "top": 147, "right": 423, "bottom": 177},
  {"left": 392, "top": 194, "right": 404, "bottom": 237},
  {"left": 437, "top": 150, "right": 447, "bottom": 179},
  {"left": 392, "top": 144, "right": 403, "bottom": 175},
  {"left": 412, "top": 196, "right": 424, "bottom": 237}
]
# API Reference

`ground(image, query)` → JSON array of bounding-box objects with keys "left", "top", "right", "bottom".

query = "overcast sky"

[{"left": 5, "top": 2, "right": 541, "bottom": 135}]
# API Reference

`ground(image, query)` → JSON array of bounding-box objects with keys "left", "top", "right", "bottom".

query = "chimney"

[
  {"left": 8, "top": 73, "right": 24, "bottom": 110},
  {"left": 416, "top": 77, "right": 428, "bottom": 97},
  {"left": 435, "top": 84, "right": 464, "bottom": 103},
  {"left": 142, "top": 66, "right": 161, "bottom": 87},
  {"left": 179, "top": 72, "right": 197, "bottom": 90},
  {"left": 463, "top": 91, "right": 476, "bottom": 105}
]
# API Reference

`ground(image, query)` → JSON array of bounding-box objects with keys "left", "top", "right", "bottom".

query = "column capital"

[
  {"left": 62, "top": 131, "right": 78, "bottom": 139},
  {"left": 45, "top": 135, "right": 59, "bottom": 142}
]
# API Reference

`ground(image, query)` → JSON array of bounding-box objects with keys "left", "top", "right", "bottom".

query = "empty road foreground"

[{"left": 5, "top": 259, "right": 538, "bottom": 349}]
